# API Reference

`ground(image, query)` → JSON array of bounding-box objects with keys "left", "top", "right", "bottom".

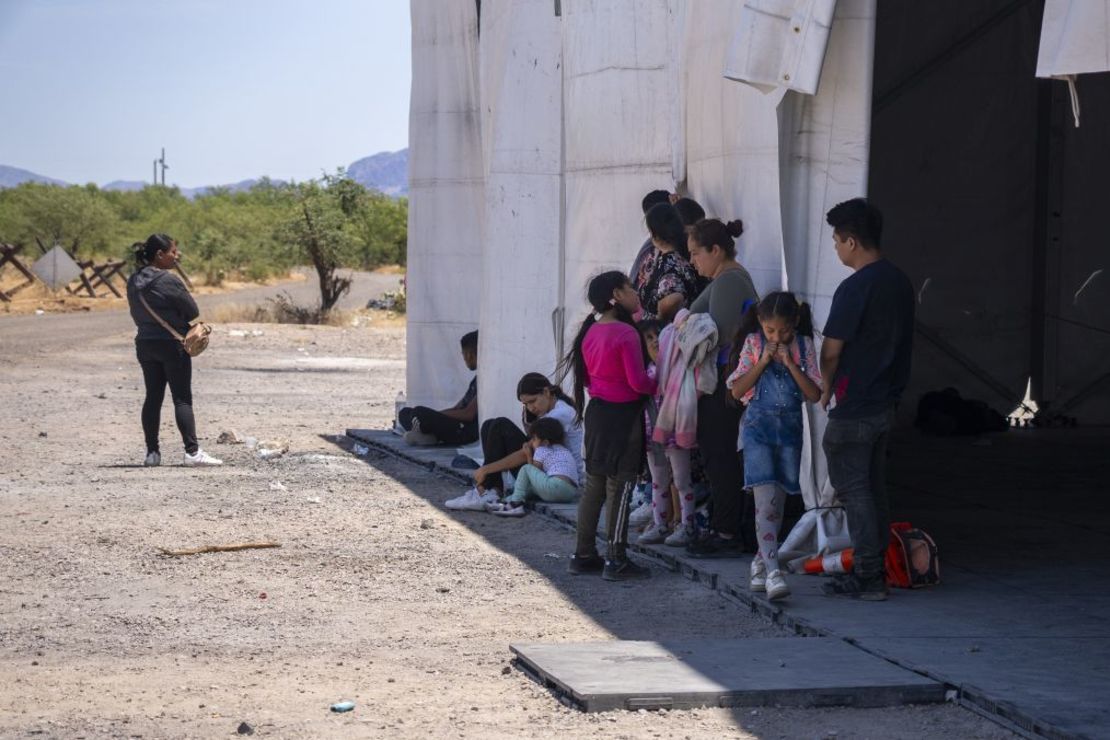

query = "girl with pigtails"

[
  {"left": 726, "top": 291, "right": 823, "bottom": 601},
  {"left": 558, "top": 271, "right": 657, "bottom": 581}
]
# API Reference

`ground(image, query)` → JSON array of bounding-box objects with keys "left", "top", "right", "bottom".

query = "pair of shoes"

[
  {"left": 628, "top": 501, "right": 653, "bottom": 530},
  {"left": 602, "top": 558, "right": 652, "bottom": 581},
  {"left": 765, "top": 569, "right": 790, "bottom": 601},
  {"left": 663, "top": 526, "right": 693, "bottom": 547},
  {"left": 183, "top": 449, "right": 223, "bottom": 467},
  {"left": 821, "top": 573, "right": 888, "bottom": 601},
  {"left": 637, "top": 523, "right": 669, "bottom": 545},
  {"left": 403, "top": 429, "right": 438, "bottom": 446},
  {"left": 445, "top": 487, "right": 499, "bottom": 511},
  {"left": 144, "top": 451, "right": 161, "bottom": 467},
  {"left": 567, "top": 554, "right": 605, "bottom": 575},
  {"left": 488, "top": 501, "right": 526, "bottom": 518},
  {"left": 749, "top": 557, "right": 767, "bottom": 592},
  {"left": 685, "top": 533, "right": 744, "bottom": 559}
]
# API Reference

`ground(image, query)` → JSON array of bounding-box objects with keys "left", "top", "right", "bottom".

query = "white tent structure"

[{"left": 406, "top": 0, "right": 1110, "bottom": 559}]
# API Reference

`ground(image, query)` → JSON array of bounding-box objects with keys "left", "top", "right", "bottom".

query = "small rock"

[
  {"left": 387, "top": 678, "right": 396, "bottom": 683},
  {"left": 38, "top": 432, "right": 47, "bottom": 438},
  {"left": 259, "top": 592, "right": 267, "bottom": 600},
  {"left": 968, "top": 645, "right": 981, "bottom": 653},
  {"left": 236, "top": 721, "right": 254, "bottom": 735},
  {"left": 269, "top": 480, "right": 287, "bottom": 491},
  {"left": 420, "top": 519, "right": 434, "bottom": 530},
  {"left": 436, "top": 587, "right": 450, "bottom": 594},
  {"left": 306, "top": 496, "right": 321, "bottom": 504},
  {"left": 501, "top": 666, "right": 511, "bottom": 675},
  {"left": 95, "top": 393, "right": 107, "bottom": 399},
  {"left": 217, "top": 430, "right": 244, "bottom": 445}
]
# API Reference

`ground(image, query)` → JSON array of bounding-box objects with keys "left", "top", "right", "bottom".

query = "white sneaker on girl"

[
  {"left": 765, "top": 570, "right": 790, "bottom": 601},
  {"left": 749, "top": 558, "right": 767, "bottom": 592},
  {"left": 637, "top": 523, "right": 669, "bottom": 545},
  {"left": 663, "top": 526, "right": 693, "bottom": 547}
]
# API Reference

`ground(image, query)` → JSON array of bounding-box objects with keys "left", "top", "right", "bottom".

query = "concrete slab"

[
  {"left": 345, "top": 423, "right": 1110, "bottom": 737},
  {"left": 510, "top": 639, "right": 945, "bottom": 712}
]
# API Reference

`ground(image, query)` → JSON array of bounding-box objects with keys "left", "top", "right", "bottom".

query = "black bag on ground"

[{"left": 915, "top": 388, "right": 1008, "bottom": 436}]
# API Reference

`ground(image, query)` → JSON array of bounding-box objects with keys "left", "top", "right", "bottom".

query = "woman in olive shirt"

[{"left": 685, "top": 218, "right": 759, "bottom": 557}]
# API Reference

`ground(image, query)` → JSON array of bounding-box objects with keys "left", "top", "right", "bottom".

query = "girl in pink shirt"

[{"left": 558, "top": 271, "right": 657, "bottom": 582}]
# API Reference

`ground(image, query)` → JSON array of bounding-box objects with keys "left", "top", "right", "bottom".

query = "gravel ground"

[{"left": 0, "top": 312, "right": 1015, "bottom": 739}]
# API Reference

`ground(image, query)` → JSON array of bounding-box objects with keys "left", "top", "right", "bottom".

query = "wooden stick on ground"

[{"left": 158, "top": 542, "right": 281, "bottom": 557}]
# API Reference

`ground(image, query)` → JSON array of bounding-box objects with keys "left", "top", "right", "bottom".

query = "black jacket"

[{"left": 127, "top": 266, "right": 199, "bottom": 341}]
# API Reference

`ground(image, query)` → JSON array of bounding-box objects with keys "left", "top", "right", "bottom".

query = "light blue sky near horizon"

[{"left": 0, "top": 0, "right": 411, "bottom": 188}]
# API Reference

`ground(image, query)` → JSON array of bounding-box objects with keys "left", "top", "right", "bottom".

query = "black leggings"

[
  {"left": 479, "top": 417, "right": 527, "bottom": 491},
  {"left": 398, "top": 406, "right": 478, "bottom": 445},
  {"left": 697, "top": 369, "right": 754, "bottom": 546},
  {"left": 137, "top": 340, "right": 198, "bottom": 455}
]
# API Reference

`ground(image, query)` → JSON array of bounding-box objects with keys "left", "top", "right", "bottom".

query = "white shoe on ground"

[
  {"left": 637, "top": 523, "right": 670, "bottom": 545},
  {"left": 144, "top": 451, "right": 161, "bottom": 467},
  {"left": 765, "top": 569, "right": 790, "bottom": 601},
  {"left": 629, "top": 501, "right": 653, "bottom": 529},
  {"left": 490, "top": 501, "right": 527, "bottom": 517},
  {"left": 750, "top": 557, "right": 767, "bottom": 593},
  {"left": 403, "top": 429, "right": 438, "bottom": 446},
  {"left": 445, "top": 488, "right": 499, "bottom": 511},
  {"left": 183, "top": 449, "right": 223, "bottom": 467},
  {"left": 663, "top": 526, "right": 693, "bottom": 547}
]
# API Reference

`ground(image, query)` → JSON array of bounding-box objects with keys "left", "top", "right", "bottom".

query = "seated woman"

[
  {"left": 486, "top": 417, "right": 580, "bottom": 517},
  {"left": 445, "top": 373, "right": 582, "bottom": 511},
  {"left": 398, "top": 330, "right": 479, "bottom": 446}
]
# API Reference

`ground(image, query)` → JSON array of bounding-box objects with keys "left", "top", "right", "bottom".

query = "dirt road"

[{"left": 0, "top": 310, "right": 1012, "bottom": 738}]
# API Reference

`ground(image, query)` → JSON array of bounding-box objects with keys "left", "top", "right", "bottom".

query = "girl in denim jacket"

[{"left": 726, "top": 292, "right": 822, "bottom": 601}]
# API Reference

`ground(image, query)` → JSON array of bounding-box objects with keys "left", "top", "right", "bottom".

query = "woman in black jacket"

[{"left": 126, "top": 234, "right": 222, "bottom": 467}]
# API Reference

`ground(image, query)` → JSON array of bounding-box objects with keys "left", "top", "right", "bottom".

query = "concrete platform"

[
  {"left": 510, "top": 639, "right": 945, "bottom": 712},
  {"left": 346, "top": 425, "right": 1110, "bottom": 738}
]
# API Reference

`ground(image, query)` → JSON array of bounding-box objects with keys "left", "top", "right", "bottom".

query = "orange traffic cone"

[{"left": 802, "top": 548, "right": 854, "bottom": 575}]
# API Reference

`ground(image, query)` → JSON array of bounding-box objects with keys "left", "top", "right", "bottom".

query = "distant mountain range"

[{"left": 0, "top": 148, "right": 409, "bottom": 198}]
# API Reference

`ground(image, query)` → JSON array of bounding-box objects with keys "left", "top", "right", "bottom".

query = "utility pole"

[
  {"left": 153, "top": 159, "right": 158, "bottom": 186},
  {"left": 158, "top": 147, "right": 169, "bottom": 186}
]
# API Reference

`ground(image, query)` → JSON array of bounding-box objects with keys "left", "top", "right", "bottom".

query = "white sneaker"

[
  {"left": 403, "top": 429, "right": 438, "bottom": 446},
  {"left": 765, "top": 569, "right": 791, "bottom": 601},
  {"left": 750, "top": 558, "right": 767, "bottom": 592},
  {"left": 637, "top": 523, "right": 669, "bottom": 545},
  {"left": 664, "top": 526, "right": 693, "bottom": 547},
  {"left": 629, "top": 501, "right": 653, "bottom": 529},
  {"left": 143, "top": 451, "right": 161, "bottom": 467},
  {"left": 183, "top": 449, "right": 223, "bottom": 467},
  {"left": 445, "top": 488, "right": 498, "bottom": 511}
]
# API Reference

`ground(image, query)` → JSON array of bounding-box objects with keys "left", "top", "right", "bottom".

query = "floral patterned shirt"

[
  {"left": 726, "top": 333, "right": 823, "bottom": 405},
  {"left": 636, "top": 249, "right": 701, "bottom": 321}
]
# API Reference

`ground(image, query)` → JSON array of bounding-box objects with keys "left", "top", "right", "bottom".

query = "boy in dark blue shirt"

[
  {"left": 819, "top": 199, "right": 915, "bottom": 601},
  {"left": 399, "top": 330, "right": 479, "bottom": 446}
]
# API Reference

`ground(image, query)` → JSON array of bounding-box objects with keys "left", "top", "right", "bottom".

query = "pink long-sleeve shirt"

[{"left": 582, "top": 321, "right": 657, "bottom": 402}]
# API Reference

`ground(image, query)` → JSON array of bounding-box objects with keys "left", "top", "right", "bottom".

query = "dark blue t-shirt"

[{"left": 823, "top": 259, "right": 915, "bottom": 420}]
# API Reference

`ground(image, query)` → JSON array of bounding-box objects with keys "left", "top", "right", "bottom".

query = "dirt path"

[{"left": 0, "top": 317, "right": 1013, "bottom": 738}]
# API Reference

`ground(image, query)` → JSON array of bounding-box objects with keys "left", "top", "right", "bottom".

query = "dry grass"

[{"left": 207, "top": 301, "right": 405, "bottom": 328}]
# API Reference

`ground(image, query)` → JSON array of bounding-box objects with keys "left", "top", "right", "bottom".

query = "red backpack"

[{"left": 885, "top": 522, "right": 940, "bottom": 588}]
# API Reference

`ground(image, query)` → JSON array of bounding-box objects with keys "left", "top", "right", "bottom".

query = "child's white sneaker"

[
  {"left": 663, "top": 526, "right": 693, "bottom": 547},
  {"left": 183, "top": 449, "right": 223, "bottom": 467},
  {"left": 765, "top": 569, "right": 790, "bottom": 601},
  {"left": 749, "top": 557, "right": 767, "bottom": 592},
  {"left": 629, "top": 501, "right": 653, "bottom": 529},
  {"left": 637, "top": 523, "right": 669, "bottom": 545},
  {"left": 143, "top": 451, "right": 161, "bottom": 467}
]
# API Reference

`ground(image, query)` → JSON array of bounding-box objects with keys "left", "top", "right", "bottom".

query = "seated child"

[
  {"left": 487, "top": 417, "right": 580, "bottom": 517},
  {"left": 398, "top": 330, "right": 479, "bottom": 446}
]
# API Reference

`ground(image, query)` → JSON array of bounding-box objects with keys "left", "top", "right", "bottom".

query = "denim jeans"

[{"left": 822, "top": 408, "right": 893, "bottom": 581}]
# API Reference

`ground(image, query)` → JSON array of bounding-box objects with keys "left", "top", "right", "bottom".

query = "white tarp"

[
  {"left": 408, "top": 0, "right": 876, "bottom": 564},
  {"left": 406, "top": 0, "right": 484, "bottom": 410},
  {"left": 1037, "top": 0, "right": 1110, "bottom": 78},
  {"left": 477, "top": 0, "right": 565, "bottom": 424},
  {"left": 724, "top": 0, "right": 837, "bottom": 95}
]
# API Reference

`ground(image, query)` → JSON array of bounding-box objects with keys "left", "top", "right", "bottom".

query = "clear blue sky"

[{"left": 0, "top": 0, "right": 411, "bottom": 187}]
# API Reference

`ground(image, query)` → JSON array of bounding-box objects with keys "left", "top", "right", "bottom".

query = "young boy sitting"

[{"left": 398, "top": 330, "right": 479, "bottom": 446}]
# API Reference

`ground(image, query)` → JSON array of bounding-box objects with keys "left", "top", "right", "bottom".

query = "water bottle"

[{"left": 394, "top": 391, "right": 407, "bottom": 430}]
